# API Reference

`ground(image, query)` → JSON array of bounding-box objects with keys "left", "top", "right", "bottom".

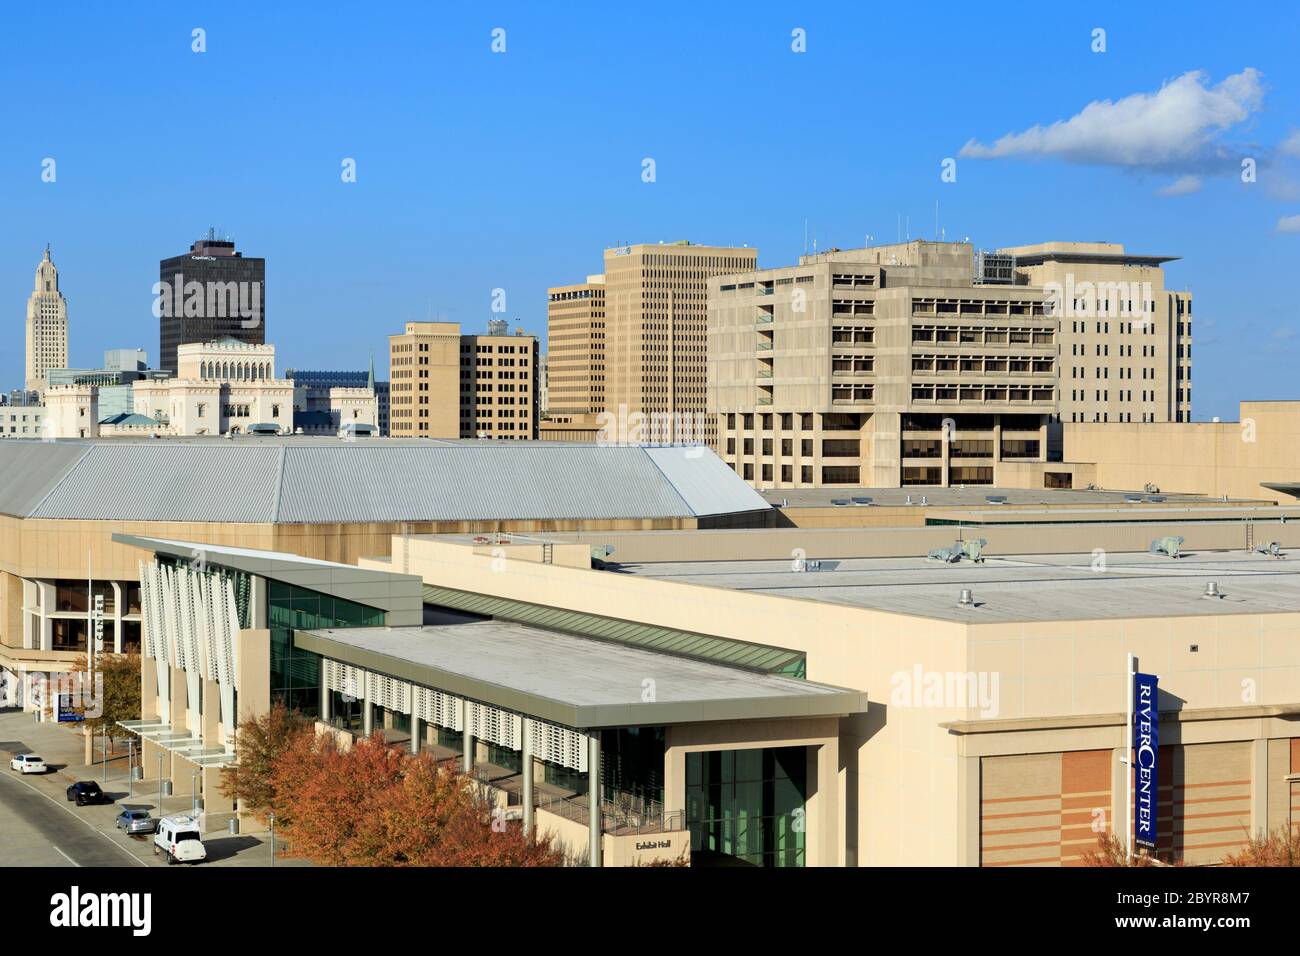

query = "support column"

[
  {"left": 319, "top": 667, "right": 331, "bottom": 723},
  {"left": 249, "top": 575, "right": 267, "bottom": 629},
  {"left": 201, "top": 679, "right": 220, "bottom": 748},
  {"left": 361, "top": 693, "right": 373, "bottom": 738},
  {"left": 808, "top": 735, "right": 839, "bottom": 867},
  {"left": 462, "top": 698, "right": 473, "bottom": 774},
  {"left": 169, "top": 667, "right": 187, "bottom": 732},
  {"left": 521, "top": 717, "right": 534, "bottom": 837},
  {"left": 410, "top": 714, "right": 422, "bottom": 755},
  {"left": 588, "top": 732, "right": 602, "bottom": 868},
  {"left": 140, "top": 658, "right": 158, "bottom": 720}
]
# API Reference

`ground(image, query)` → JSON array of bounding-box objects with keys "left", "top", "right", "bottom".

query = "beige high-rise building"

[
  {"left": 25, "top": 246, "right": 68, "bottom": 394},
  {"left": 389, "top": 321, "right": 538, "bottom": 439},
  {"left": 545, "top": 275, "right": 605, "bottom": 418},
  {"left": 999, "top": 242, "right": 1191, "bottom": 424},
  {"left": 710, "top": 241, "right": 1057, "bottom": 489},
  {"left": 710, "top": 240, "right": 1191, "bottom": 489},
  {"left": 600, "top": 242, "right": 758, "bottom": 443}
]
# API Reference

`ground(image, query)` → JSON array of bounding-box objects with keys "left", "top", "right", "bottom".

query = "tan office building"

[
  {"left": 389, "top": 321, "right": 538, "bottom": 439},
  {"left": 710, "top": 241, "right": 1057, "bottom": 489},
  {"left": 545, "top": 276, "right": 605, "bottom": 418},
  {"left": 1001, "top": 242, "right": 1192, "bottom": 424},
  {"left": 710, "top": 240, "right": 1191, "bottom": 489},
  {"left": 25, "top": 246, "right": 69, "bottom": 395},
  {"left": 570, "top": 242, "right": 758, "bottom": 445}
]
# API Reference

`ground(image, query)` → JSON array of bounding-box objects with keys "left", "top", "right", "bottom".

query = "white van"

[{"left": 153, "top": 813, "right": 207, "bottom": 864}]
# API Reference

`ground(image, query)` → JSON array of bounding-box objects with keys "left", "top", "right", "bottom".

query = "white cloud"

[
  {"left": 1157, "top": 175, "right": 1203, "bottom": 196},
  {"left": 1276, "top": 214, "right": 1300, "bottom": 234},
  {"left": 1281, "top": 129, "right": 1300, "bottom": 157},
  {"left": 960, "top": 69, "right": 1263, "bottom": 171}
]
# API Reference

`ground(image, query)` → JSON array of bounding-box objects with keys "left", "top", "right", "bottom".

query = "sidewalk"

[{"left": 0, "top": 708, "right": 307, "bottom": 867}]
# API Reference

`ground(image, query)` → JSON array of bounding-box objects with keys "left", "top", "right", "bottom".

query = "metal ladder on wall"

[{"left": 1245, "top": 518, "right": 1255, "bottom": 552}]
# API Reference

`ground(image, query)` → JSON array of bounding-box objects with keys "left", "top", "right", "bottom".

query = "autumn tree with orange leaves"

[
  {"left": 272, "top": 730, "right": 564, "bottom": 867},
  {"left": 219, "top": 702, "right": 312, "bottom": 825},
  {"left": 1222, "top": 827, "right": 1300, "bottom": 866}
]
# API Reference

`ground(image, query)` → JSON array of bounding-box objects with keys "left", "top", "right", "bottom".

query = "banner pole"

[{"left": 1124, "top": 652, "right": 1137, "bottom": 862}]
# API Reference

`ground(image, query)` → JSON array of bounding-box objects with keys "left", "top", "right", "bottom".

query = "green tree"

[{"left": 70, "top": 653, "right": 141, "bottom": 753}]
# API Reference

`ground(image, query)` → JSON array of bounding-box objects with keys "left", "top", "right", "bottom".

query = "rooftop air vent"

[
  {"left": 1203, "top": 581, "right": 1223, "bottom": 599},
  {"left": 1149, "top": 536, "right": 1184, "bottom": 559},
  {"left": 958, "top": 588, "right": 975, "bottom": 606}
]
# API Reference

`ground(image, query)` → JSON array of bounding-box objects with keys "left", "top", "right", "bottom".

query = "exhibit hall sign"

[{"left": 1132, "top": 671, "right": 1159, "bottom": 851}]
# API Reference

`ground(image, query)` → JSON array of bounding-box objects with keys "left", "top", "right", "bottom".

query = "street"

[
  {"left": 0, "top": 767, "right": 142, "bottom": 867},
  {"left": 0, "top": 708, "right": 304, "bottom": 868}
]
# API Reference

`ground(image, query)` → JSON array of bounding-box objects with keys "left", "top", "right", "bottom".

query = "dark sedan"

[{"left": 66, "top": 781, "right": 110, "bottom": 806}]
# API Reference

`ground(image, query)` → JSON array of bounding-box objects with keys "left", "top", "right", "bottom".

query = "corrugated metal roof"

[
  {"left": 422, "top": 584, "right": 805, "bottom": 675},
  {"left": 276, "top": 444, "right": 735, "bottom": 523},
  {"left": 4, "top": 439, "right": 770, "bottom": 523},
  {"left": 643, "top": 445, "right": 767, "bottom": 517},
  {"left": 0, "top": 441, "right": 94, "bottom": 518},
  {"left": 31, "top": 444, "right": 282, "bottom": 522}
]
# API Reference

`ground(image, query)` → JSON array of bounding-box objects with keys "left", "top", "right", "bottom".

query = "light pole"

[
  {"left": 157, "top": 753, "right": 163, "bottom": 816},
  {"left": 101, "top": 726, "right": 108, "bottom": 786},
  {"left": 191, "top": 770, "right": 200, "bottom": 813},
  {"left": 269, "top": 811, "right": 276, "bottom": 868},
  {"left": 127, "top": 740, "right": 134, "bottom": 798}
]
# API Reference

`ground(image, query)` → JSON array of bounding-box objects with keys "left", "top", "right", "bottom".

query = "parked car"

[
  {"left": 115, "top": 809, "right": 158, "bottom": 834},
  {"left": 153, "top": 813, "right": 206, "bottom": 864},
  {"left": 66, "top": 781, "right": 109, "bottom": 806},
  {"left": 9, "top": 754, "right": 46, "bottom": 774}
]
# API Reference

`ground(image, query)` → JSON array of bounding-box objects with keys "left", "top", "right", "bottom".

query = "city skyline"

[{"left": 2, "top": 3, "right": 1299, "bottom": 421}]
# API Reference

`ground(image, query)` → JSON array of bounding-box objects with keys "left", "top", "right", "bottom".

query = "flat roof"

[
  {"left": 762, "top": 486, "right": 1263, "bottom": 509},
  {"left": 294, "top": 621, "right": 866, "bottom": 729},
  {"left": 621, "top": 549, "right": 1300, "bottom": 624},
  {"left": 112, "top": 534, "right": 424, "bottom": 620}
]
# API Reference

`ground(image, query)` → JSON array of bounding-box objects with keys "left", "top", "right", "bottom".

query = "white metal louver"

[
  {"left": 413, "top": 685, "right": 463, "bottom": 732},
  {"left": 468, "top": 701, "right": 521, "bottom": 751},
  {"left": 368, "top": 672, "right": 411, "bottom": 715},
  {"left": 138, "top": 559, "right": 242, "bottom": 749},
  {"left": 529, "top": 718, "right": 587, "bottom": 773}
]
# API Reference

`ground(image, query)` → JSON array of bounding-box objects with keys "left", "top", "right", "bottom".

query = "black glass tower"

[{"left": 158, "top": 231, "right": 265, "bottom": 375}]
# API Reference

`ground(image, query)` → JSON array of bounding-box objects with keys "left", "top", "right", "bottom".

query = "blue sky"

[{"left": 1, "top": 1, "right": 1297, "bottom": 420}]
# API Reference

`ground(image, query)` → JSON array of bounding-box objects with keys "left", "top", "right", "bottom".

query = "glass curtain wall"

[
  {"left": 685, "top": 746, "right": 807, "bottom": 867},
  {"left": 267, "top": 581, "right": 385, "bottom": 716}
]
